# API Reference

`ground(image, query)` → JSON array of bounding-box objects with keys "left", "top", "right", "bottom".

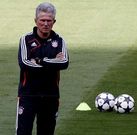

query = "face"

[{"left": 35, "top": 11, "right": 55, "bottom": 38}]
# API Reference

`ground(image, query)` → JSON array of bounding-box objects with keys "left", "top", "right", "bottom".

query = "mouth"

[{"left": 43, "top": 27, "right": 50, "bottom": 31}]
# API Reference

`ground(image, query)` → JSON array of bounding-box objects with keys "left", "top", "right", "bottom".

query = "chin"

[
  {"left": 43, "top": 31, "right": 49, "bottom": 35},
  {"left": 43, "top": 30, "right": 50, "bottom": 33}
]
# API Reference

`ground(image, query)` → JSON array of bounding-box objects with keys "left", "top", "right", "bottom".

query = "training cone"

[{"left": 76, "top": 102, "right": 91, "bottom": 111}]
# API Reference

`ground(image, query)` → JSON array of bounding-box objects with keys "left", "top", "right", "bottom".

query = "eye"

[
  {"left": 47, "top": 20, "right": 53, "bottom": 23},
  {"left": 40, "top": 19, "right": 46, "bottom": 22},
  {"left": 40, "top": 19, "right": 53, "bottom": 23}
]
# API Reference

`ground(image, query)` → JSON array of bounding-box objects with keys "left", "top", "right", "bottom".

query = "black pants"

[{"left": 16, "top": 96, "right": 59, "bottom": 135}]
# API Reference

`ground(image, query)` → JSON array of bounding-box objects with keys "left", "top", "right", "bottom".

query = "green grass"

[
  {"left": 0, "top": 48, "right": 18, "bottom": 134},
  {"left": 56, "top": 47, "right": 137, "bottom": 135},
  {"left": 60, "top": 47, "right": 137, "bottom": 135},
  {"left": 1, "top": 0, "right": 137, "bottom": 135}
]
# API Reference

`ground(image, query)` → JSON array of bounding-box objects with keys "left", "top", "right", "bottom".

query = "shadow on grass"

[{"left": 1, "top": 46, "right": 137, "bottom": 135}]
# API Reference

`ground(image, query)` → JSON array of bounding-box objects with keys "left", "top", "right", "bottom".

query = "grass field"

[{"left": 1, "top": 0, "right": 137, "bottom": 134}]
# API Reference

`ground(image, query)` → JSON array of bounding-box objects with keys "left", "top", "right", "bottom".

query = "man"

[{"left": 16, "top": 2, "right": 69, "bottom": 135}]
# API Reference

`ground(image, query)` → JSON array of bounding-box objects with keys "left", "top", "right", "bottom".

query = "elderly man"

[{"left": 16, "top": 2, "right": 69, "bottom": 135}]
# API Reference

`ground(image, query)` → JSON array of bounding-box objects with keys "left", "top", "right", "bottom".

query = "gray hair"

[{"left": 35, "top": 2, "right": 56, "bottom": 19}]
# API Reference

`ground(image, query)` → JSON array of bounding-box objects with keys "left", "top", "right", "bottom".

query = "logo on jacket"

[
  {"left": 52, "top": 41, "right": 58, "bottom": 48},
  {"left": 47, "top": 38, "right": 52, "bottom": 42},
  {"left": 18, "top": 106, "right": 24, "bottom": 115},
  {"left": 31, "top": 42, "right": 37, "bottom": 47}
]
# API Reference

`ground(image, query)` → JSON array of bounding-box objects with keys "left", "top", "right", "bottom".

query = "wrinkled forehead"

[{"left": 37, "top": 11, "right": 54, "bottom": 19}]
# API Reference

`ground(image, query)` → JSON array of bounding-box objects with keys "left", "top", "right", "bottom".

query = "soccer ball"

[
  {"left": 95, "top": 92, "right": 115, "bottom": 112},
  {"left": 114, "top": 94, "right": 135, "bottom": 113}
]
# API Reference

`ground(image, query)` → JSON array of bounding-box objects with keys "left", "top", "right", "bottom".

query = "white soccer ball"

[
  {"left": 95, "top": 92, "right": 115, "bottom": 112},
  {"left": 114, "top": 94, "right": 135, "bottom": 113}
]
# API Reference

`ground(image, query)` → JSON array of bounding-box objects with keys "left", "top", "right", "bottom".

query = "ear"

[{"left": 54, "top": 19, "right": 56, "bottom": 24}]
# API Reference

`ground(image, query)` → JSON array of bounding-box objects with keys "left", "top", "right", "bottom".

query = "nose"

[{"left": 45, "top": 21, "right": 48, "bottom": 26}]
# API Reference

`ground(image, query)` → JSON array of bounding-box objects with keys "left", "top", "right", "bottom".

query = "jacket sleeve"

[
  {"left": 18, "top": 35, "right": 43, "bottom": 70},
  {"left": 39, "top": 39, "right": 69, "bottom": 70}
]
